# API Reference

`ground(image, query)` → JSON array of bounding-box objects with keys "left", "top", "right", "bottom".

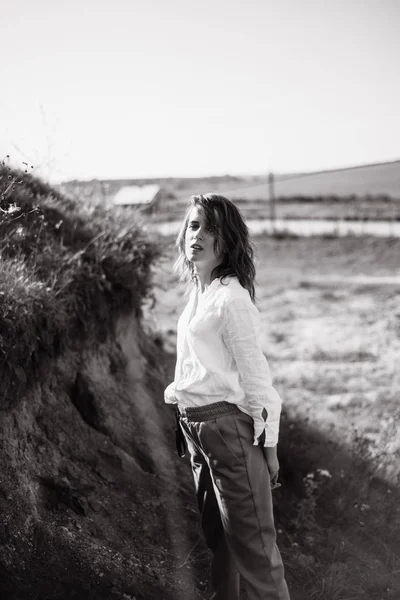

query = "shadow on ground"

[{"left": 161, "top": 347, "right": 400, "bottom": 600}]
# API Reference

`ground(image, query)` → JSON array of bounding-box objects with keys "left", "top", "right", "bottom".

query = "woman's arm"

[
  {"left": 263, "top": 445, "right": 280, "bottom": 488},
  {"left": 222, "top": 296, "right": 282, "bottom": 447}
]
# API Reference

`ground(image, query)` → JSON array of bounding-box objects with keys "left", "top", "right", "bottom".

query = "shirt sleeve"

[{"left": 222, "top": 296, "right": 282, "bottom": 447}]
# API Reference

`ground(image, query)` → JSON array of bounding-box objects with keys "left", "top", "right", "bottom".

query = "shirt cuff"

[
  {"left": 252, "top": 418, "right": 280, "bottom": 447},
  {"left": 164, "top": 382, "right": 177, "bottom": 404}
]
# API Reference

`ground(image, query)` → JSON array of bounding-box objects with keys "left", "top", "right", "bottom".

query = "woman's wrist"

[{"left": 263, "top": 445, "right": 277, "bottom": 457}]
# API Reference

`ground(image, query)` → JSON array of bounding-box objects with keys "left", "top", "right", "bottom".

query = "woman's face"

[{"left": 184, "top": 206, "right": 224, "bottom": 273}]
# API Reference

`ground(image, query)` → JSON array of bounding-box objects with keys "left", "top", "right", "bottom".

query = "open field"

[
  {"left": 59, "top": 159, "right": 400, "bottom": 222},
  {"left": 152, "top": 195, "right": 400, "bottom": 223},
  {"left": 149, "top": 234, "right": 400, "bottom": 599}
]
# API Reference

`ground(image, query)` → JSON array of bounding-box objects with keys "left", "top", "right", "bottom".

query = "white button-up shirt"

[{"left": 164, "top": 276, "right": 282, "bottom": 447}]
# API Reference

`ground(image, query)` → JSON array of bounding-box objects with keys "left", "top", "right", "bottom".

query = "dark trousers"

[{"left": 179, "top": 401, "right": 290, "bottom": 600}]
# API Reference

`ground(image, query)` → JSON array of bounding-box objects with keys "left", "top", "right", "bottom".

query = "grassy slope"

[
  {"left": 226, "top": 160, "right": 400, "bottom": 200},
  {"left": 96, "top": 160, "right": 400, "bottom": 222},
  {"left": 59, "top": 159, "right": 400, "bottom": 205},
  {"left": 0, "top": 162, "right": 159, "bottom": 406},
  {"left": 60, "top": 159, "right": 400, "bottom": 201}
]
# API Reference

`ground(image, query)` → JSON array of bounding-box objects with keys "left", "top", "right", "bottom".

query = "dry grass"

[{"left": 0, "top": 160, "right": 160, "bottom": 407}]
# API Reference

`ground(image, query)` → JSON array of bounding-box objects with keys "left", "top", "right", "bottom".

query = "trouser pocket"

[{"left": 213, "top": 416, "right": 246, "bottom": 465}]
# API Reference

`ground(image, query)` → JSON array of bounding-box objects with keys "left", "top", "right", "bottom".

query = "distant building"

[{"left": 113, "top": 184, "right": 161, "bottom": 214}]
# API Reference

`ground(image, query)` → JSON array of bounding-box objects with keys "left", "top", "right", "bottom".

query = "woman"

[{"left": 165, "top": 193, "right": 290, "bottom": 600}]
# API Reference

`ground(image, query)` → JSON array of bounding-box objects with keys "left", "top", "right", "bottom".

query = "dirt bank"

[
  {"left": 0, "top": 165, "right": 218, "bottom": 600},
  {"left": 0, "top": 310, "right": 210, "bottom": 600}
]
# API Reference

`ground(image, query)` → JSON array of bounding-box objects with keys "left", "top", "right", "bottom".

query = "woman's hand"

[{"left": 262, "top": 445, "right": 281, "bottom": 490}]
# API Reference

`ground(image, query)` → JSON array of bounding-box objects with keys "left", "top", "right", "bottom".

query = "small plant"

[{"left": 0, "top": 154, "right": 34, "bottom": 202}]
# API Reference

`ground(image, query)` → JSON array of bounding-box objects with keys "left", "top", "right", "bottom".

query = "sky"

[{"left": 1, "top": 0, "right": 399, "bottom": 183}]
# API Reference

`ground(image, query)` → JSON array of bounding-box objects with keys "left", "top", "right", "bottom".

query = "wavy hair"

[{"left": 174, "top": 193, "right": 256, "bottom": 302}]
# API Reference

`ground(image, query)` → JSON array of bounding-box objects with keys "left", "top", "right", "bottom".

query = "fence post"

[{"left": 268, "top": 172, "right": 276, "bottom": 232}]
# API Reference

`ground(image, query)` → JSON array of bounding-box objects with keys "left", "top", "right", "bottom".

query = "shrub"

[{"left": 0, "top": 160, "right": 160, "bottom": 407}]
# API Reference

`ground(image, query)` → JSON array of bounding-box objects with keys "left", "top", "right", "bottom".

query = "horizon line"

[{"left": 57, "top": 157, "right": 400, "bottom": 185}]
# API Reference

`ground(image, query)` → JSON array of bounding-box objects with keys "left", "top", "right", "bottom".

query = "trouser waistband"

[{"left": 178, "top": 400, "right": 240, "bottom": 422}]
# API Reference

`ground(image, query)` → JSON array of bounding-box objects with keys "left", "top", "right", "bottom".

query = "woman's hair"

[{"left": 174, "top": 193, "right": 256, "bottom": 302}]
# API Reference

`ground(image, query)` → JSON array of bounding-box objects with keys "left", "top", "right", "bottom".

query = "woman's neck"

[{"left": 195, "top": 267, "right": 215, "bottom": 293}]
